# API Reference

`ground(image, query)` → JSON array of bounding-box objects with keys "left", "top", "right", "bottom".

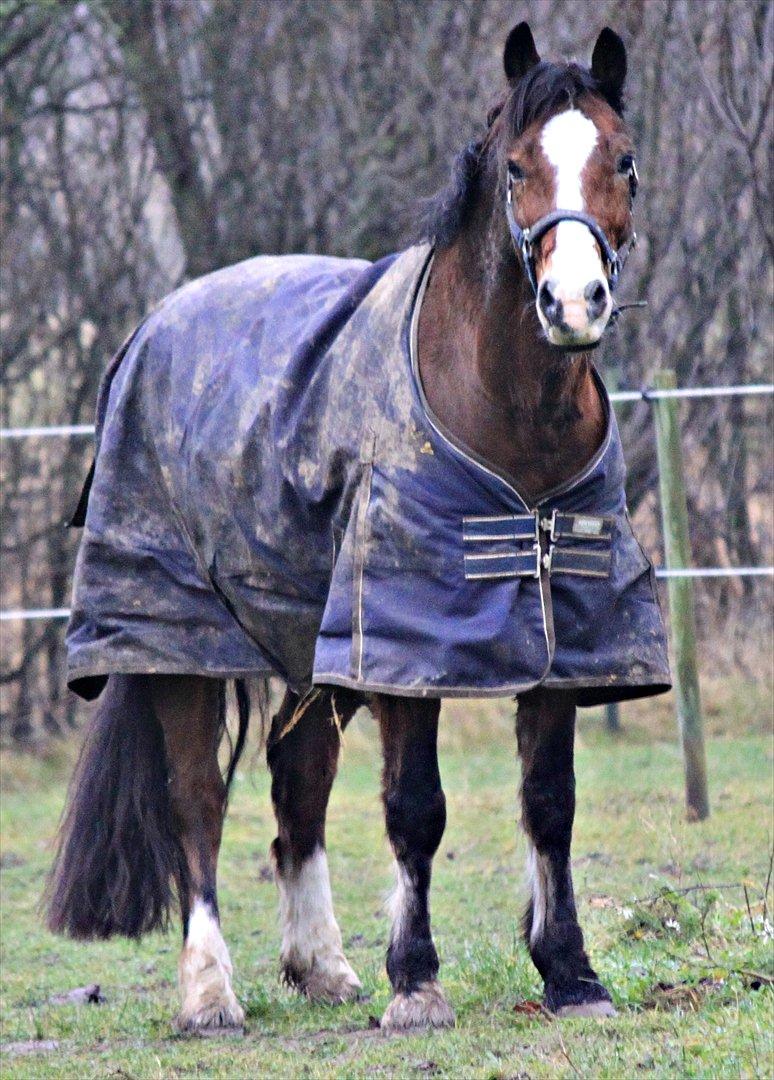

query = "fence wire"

[
  {"left": 2, "top": 382, "right": 773, "bottom": 622},
  {"left": 3, "top": 383, "right": 772, "bottom": 440}
]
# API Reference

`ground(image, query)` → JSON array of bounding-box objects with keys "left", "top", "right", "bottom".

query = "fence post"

[
  {"left": 604, "top": 364, "right": 623, "bottom": 734},
  {"left": 652, "top": 369, "right": 709, "bottom": 820},
  {"left": 605, "top": 700, "right": 621, "bottom": 732}
]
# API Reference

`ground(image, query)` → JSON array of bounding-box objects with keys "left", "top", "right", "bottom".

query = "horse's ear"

[
  {"left": 503, "top": 22, "right": 540, "bottom": 83},
  {"left": 591, "top": 27, "right": 627, "bottom": 111}
]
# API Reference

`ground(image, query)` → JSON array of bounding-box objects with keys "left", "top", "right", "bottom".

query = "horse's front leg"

[
  {"left": 150, "top": 675, "right": 244, "bottom": 1033},
  {"left": 267, "top": 687, "right": 362, "bottom": 1003},
  {"left": 374, "top": 694, "right": 455, "bottom": 1031},
  {"left": 516, "top": 687, "right": 615, "bottom": 1017}
]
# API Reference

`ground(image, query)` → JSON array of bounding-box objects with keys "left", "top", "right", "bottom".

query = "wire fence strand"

[
  {"left": 2, "top": 568, "right": 772, "bottom": 622},
  {"left": 2, "top": 384, "right": 773, "bottom": 439},
  {"left": 2, "top": 382, "right": 772, "bottom": 622},
  {"left": 1, "top": 423, "right": 96, "bottom": 439}
]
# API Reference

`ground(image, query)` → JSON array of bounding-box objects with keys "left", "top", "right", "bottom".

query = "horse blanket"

[{"left": 67, "top": 243, "right": 671, "bottom": 704}]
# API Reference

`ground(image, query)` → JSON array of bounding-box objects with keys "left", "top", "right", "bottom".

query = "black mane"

[{"left": 422, "top": 61, "right": 623, "bottom": 249}]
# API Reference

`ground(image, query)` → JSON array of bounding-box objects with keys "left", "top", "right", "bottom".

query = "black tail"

[
  {"left": 45, "top": 673, "right": 257, "bottom": 940},
  {"left": 225, "top": 677, "right": 251, "bottom": 791},
  {"left": 45, "top": 674, "right": 188, "bottom": 939}
]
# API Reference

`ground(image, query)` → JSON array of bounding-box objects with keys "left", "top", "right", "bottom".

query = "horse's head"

[{"left": 493, "top": 23, "right": 637, "bottom": 350}]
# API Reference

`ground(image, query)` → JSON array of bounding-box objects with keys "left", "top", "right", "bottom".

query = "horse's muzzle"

[{"left": 537, "top": 275, "right": 612, "bottom": 349}]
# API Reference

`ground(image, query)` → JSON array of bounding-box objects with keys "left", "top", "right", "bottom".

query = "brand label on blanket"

[{"left": 572, "top": 515, "right": 605, "bottom": 537}]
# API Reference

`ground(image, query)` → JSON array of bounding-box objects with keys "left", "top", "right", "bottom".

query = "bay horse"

[{"left": 47, "top": 24, "right": 660, "bottom": 1032}]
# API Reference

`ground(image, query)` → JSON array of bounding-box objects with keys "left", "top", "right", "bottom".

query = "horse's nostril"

[
  {"left": 538, "top": 281, "right": 562, "bottom": 324},
  {"left": 585, "top": 280, "right": 609, "bottom": 318}
]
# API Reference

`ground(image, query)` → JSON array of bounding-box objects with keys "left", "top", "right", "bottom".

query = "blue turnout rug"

[{"left": 67, "top": 244, "right": 670, "bottom": 703}]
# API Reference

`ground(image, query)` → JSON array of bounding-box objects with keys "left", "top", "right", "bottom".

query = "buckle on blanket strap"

[
  {"left": 539, "top": 509, "right": 613, "bottom": 543},
  {"left": 539, "top": 510, "right": 613, "bottom": 578},
  {"left": 462, "top": 511, "right": 612, "bottom": 580}
]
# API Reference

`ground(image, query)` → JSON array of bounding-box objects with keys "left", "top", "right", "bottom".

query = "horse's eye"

[
  {"left": 618, "top": 154, "right": 638, "bottom": 198},
  {"left": 507, "top": 161, "right": 525, "bottom": 182}
]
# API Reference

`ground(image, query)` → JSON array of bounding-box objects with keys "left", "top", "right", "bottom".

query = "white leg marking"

[
  {"left": 381, "top": 979, "right": 455, "bottom": 1032},
  {"left": 556, "top": 999, "right": 617, "bottom": 1019},
  {"left": 177, "top": 899, "right": 244, "bottom": 1032},
  {"left": 380, "top": 860, "right": 455, "bottom": 1032},
  {"left": 526, "top": 841, "right": 549, "bottom": 946},
  {"left": 387, "top": 860, "right": 414, "bottom": 947},
  {"left": 274, "top": 847, "right": 361, "bottom": 1002}
]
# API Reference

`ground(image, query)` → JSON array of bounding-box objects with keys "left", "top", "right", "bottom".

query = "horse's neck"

[{"left": 416, "top": 242, "right": 606, "bottom": 504}]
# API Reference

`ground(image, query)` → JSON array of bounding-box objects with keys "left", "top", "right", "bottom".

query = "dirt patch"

[
  {"left": 643, "top": 977, "right": 725, "bottom": 1011},
  {"left": 1, "top": 1039, "right": 59, "bottom": 1057}
]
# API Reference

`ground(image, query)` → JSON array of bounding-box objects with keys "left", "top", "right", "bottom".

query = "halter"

[{"left": 505, "top": 169, "right": 637, "bottom": 297}]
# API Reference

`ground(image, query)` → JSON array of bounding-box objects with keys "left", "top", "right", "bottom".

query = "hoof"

[
  {"left": 282, "top": 956, "right": 362, "bottom": 1004},
  {"left": 381, "top": 980, "right": 455, "bottom": 1032},
  {"left": 178, "top": 954, "right": 245, "bottom": 1035},
  {"left": 175, "top": 994, "right": 245, "bottom": 1036},
  {"left": 554, "top": 999, "right": 617, "bottom": 1019}
]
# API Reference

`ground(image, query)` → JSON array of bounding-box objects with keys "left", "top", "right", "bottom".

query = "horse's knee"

[
  {"left": 268, "top": 710, "right": 342, "bottom": 871},
  {"left": 385, "top": 785, "right": 446, "bottom": 859},
  {"left": 269, "top": 743, "right": 337, "bottom": 813},
  {"left": 270, "top": 746, "right": 337, "bottom": 861},
  {"left": 521, "top": 770, "right": 574, "bottom": 850}
]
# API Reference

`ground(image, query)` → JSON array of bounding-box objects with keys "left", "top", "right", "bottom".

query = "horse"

[{"left": 46, "top": 23, "right": 670, "bottom": 1033}]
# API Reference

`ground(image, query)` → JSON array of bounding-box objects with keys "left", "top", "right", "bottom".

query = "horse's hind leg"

[
  {"left": 374, "top": 694, "right": 455, "bottom": 1031},
  {"left": 516, "top": 687, "right": 615, "bottom": 1017},
  {"left": 267, "top": 687, "right": 362, "bottom": 1003},
  {"left": 150, "top": 675, "right": 244, "bottom": 1033}
]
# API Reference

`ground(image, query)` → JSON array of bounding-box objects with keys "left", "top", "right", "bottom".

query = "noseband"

[{"left": 505, "top": 170, "right": 637, "bottom": 297}]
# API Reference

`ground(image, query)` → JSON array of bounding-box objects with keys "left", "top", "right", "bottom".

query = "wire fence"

[
  {"left": 3, "top": 383, "right": 773, "bottom": 441},
  {"left": 1, "top": 382, "right": 773, "bottom": 623},
  {"left": 3, "top": 563, "right": 772, "bottom": 623}
]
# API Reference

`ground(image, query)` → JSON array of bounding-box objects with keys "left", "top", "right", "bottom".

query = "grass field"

[{"left": 1, "top": 685, "right": 772, "bottom": 1079}]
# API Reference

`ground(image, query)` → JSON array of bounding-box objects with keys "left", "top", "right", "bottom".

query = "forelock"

[{"left": 502, "top": 61, "right": 620, "bottom": 140}]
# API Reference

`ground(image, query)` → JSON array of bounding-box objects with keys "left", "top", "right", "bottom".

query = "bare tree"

[{"left": 1, "top": 0, "right": 771, "bottom": 741}]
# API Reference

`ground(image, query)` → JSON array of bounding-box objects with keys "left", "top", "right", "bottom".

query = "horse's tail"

[{"left": 45, "top": 673, "right": 253, "bottom": 940}]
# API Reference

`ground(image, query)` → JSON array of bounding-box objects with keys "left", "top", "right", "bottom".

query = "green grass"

[{"left": 1, "top": 691, "right": 772, "bottom": 1079}]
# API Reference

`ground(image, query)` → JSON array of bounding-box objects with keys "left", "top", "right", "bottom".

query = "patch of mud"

[{"left": 1, "top": 1039, "right": 59, "bottom": 1057}]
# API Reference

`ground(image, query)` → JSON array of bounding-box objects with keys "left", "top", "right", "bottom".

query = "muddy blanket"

[{"left": 67, "top": 244, "right": 670, "bottom": 704}]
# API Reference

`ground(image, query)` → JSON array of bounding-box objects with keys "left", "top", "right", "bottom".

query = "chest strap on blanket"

[
  {"left": 540, "top": 509, "right": 613, "bottom": 543},
  {"left": 463, "top": 513, "right": 540, "bottom": 579},
  {"left": 462, "top": 511, "right": 613, "bottom": 581}
]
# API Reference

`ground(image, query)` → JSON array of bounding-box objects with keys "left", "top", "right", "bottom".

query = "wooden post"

[
  {"left": 605, "top": 701, "right": 621, "bottom": 732},
  {"left": 652, "top": 370, "right": 709, "bottom": 820},
  {"left": 604, "top": 366, "right": 622, "bottom": 735}
]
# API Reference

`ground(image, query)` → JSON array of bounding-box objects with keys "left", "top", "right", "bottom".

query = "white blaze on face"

[{"left": 539, "top": 109, "right": 611, "bottom": 333}]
